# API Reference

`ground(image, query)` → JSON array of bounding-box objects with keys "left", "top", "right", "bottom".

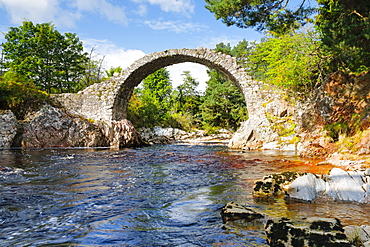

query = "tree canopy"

[
  {"left": 316, "top": 0, "right": 370, "bottom": 72},
  {"left": 205, "top": 0, "right": 369, "bottom": 73},
  {"left": 2, "top": 21, "right": 89, "bottom": 93},
  {"left": 205, "top": 0, "right": 316, "bottom": 35}
]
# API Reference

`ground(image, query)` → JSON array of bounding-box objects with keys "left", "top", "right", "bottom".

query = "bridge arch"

[
  {"left": 111, "top": 47, "right": 254, "bottom": 121},
  {"left": 56, "top": 47, "right": 258, "bottom": 125}
]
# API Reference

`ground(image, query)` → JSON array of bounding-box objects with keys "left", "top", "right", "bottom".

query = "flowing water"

[{"left": 0, "top": 144, "right": 369, "bottom": 246}]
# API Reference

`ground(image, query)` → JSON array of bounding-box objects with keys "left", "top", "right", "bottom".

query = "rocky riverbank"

[{"left": 0, "top": 105, "right": 144, "bottom": 148}]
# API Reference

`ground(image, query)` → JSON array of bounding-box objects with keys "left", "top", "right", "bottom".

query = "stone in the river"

[
  {"left": 253, "top": 171, "right": 302, "bottom": 197},
  {"left": 220, "top": 202, "right": 264, "bottom": 223},
  {"left": 282, "top": 168, "right": 370, "bottom": 203},
  {"left": 265, "top": 217, "right": 351, "bottom": 247},
  {"left": 282, "top": 173, "right": 326, "bottom": 202}
]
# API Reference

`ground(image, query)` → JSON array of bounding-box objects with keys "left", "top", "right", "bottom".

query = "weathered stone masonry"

[
  {"left": 54, "top": 47, "right": 258, "bottom": 124},
  {"left": 53, "top": 47, "right": 293, "bottom": 148}
]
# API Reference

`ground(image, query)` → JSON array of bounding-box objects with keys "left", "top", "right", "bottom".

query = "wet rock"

[
  {"left": 21, "top": 105, "right": 109, "bottom": 147},
  {"left": 282, "top": 173, "right": 326, "bottom": 202},
  {"left": 0, "top": 110, "right": 18, "bottom": 148},
  {"left": 138, "top": 127, "right": 209, "bottom": 144},
  {"left": 220, "top": 202, "right": 264, "bottom": 223},
  {"left": 282, "top": 168, "right": 370, "bottom": 203},
  {"left": 265, "top": 217, "right": 351, "bottom": 247},
  {"left": 111, "top": 119, "right": 145, "bottom": 148},
  {"left": 253, "top": 172, "right": 302, "bottom": 197}
]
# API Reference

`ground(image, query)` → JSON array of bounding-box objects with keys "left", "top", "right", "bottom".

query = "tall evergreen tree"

[{"left": 201, "top": 69, "right": 248, "bottom": 131}]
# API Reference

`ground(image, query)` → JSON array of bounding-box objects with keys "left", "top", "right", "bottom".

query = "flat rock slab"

[{"left": 221, "top": 202, "right": 264, "bottom": 223}]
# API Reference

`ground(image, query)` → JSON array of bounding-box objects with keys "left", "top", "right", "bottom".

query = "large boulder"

[
  {"left": 254, "top": 168, "right": 370, "bottom": 203},
  {"left": 0, "top": 110, "right": 18, "bottom": 148},
  {"left": 21, "top": 105, "right": 109, "bottom": 147},
  {"left": 265, "top": 217, "right": 351, "bottom": 246},
  {"left": 282, "top": 168, "right": 370, "bottom": 203},
  {"left": 111, "top": 119, "right": 145, "bottom": 148},
  {"left": 228, "top": 115, "right": 278, "bottom": 149}
]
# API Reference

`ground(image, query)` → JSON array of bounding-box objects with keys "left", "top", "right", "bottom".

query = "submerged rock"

[
  {"left": 220, "top": 202, "right": 264, "bottom": 223},
  {"left": 265, "top": 217, "right": 351, "bottom": 247},
  {"left": 0, "top": 110, "right": 18, "bottom": 148}
]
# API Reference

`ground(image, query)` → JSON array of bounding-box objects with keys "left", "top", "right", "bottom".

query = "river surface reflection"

[{"left": 0, "top": 144, "right": 369, "bottom": 246}]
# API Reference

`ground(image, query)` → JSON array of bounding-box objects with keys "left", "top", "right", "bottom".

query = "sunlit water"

[{"left": 0, "top": 144, "right": 369, "bottom": 246}]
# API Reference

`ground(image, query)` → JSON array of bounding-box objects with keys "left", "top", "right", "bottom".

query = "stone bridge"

[
  {"left": 55, "top": 47, "right": 288, "bottom": 148},
  {"left": 56, "top": 47, "right": 260, "bottom": 123}
]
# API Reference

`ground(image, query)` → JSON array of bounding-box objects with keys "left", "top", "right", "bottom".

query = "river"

[{"left": 0, "top": 144, "right": 369, "bottom": 246}]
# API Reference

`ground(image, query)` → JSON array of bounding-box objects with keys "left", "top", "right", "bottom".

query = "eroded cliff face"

[
  {"left": 299, "top": 71, "right": 370, "bottom": 159},
  {"left": 229, "top": 71, "right": 370, "bottom": 162}
]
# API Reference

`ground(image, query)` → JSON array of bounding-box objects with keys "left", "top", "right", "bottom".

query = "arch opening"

[{"left": 112, "top": 48, "right": 250, "bottom": 121}]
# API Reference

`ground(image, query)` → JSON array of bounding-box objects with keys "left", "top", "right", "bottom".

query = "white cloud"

[
  {"left": 0, "top": 0, "right": 60, "bottom": 24},
  {"left": 82, "top": 38, "right": 146, "bottom": 70},
  {"left": 132, "top": 0, "right": 194, "bottom": 16},
  {"left": 72, "top": 0, "right": 128, "bottom": 25},
  {"left": 144, "top": 19, "right": 208, "bottom": 33},
  {"left": 135, "top": 4, "right": 148, "bottom": 16},
  {"left": 167, "top": 63, "right": 209, "bottom": 92},
  {"left": 0, "top": 0, "right": 127, "bottom": 28}
]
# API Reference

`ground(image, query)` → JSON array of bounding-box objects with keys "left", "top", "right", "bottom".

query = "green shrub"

[{"left": 0, "top": 71, "right": 50, "bottom": 119}]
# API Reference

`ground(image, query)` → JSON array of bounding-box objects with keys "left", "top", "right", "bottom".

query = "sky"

[{"left": 0, "top": 0, "right": 263, "bottom": 91}]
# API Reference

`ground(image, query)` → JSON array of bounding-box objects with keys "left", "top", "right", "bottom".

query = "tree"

[
  {"left": 127, "top": 68, "right": 173, "bottom": 128},
  {"left": 200, "top": 69, "right": 248, "bottom": 131},
  {"left": 248, "top": 30, "right": 324, "bottom": 96},
  {"left": 316, "top": 0, "right": 370, "bottom": 72},
  {"left": 197, "top": 41, "right": 249, "bottom": 132},
  {"left": 174, "top": 71, "right": 201, "bottom": 115},
  {"left": 204, "top": 0, "right": 316, "bottom": 35},
  {"left": 2, "top": 21, "right": 89, "bottom": 93}
]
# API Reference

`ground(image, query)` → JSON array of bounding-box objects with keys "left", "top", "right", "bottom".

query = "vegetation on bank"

[{"left": 1, "top": 0, "right": 369, "bottom": 137}]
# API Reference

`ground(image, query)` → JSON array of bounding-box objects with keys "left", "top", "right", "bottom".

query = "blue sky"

[{"left": 0, "top": 0, "right": 263, "bottom": 89}]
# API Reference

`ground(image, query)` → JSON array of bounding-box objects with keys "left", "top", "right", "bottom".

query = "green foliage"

[
  {"left": 0, "top": 71, "right": 50, "bottom": 119},
  {"left": 104, "top": 67, "right": 123, "bottom": 79},
  {"left": 172, "top": 71, "right": 202, "bottom": 116},
  {"left": 324, "top": 122, "right": 349, "bottom": 142},
  {"left": 127, "top": 68, "right": 173, "bottom": 128},
  {"left": 204, "top": 0, "right": 316, "bottom": 35},
  {"left": 316, "top": 0, "right": 370, "bottom": 72},
  {"left": 248, "top": 30, "right": 324, "bottom": 96},
  {"left": 2, "top": 21, "right": 89, "bottom": 93},
  {"left": 200, "top": 69, "right": 248, "bottom": 131}
]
